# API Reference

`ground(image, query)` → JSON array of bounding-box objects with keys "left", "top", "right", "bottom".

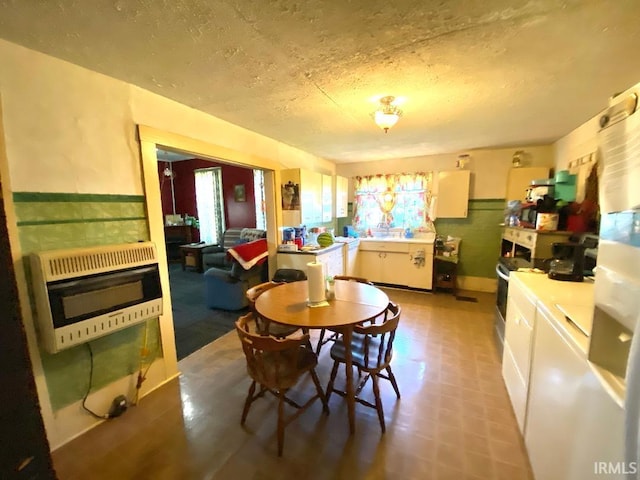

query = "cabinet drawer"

[
  {"left": 358, "top": 241, "right": 409, "bottom": 253},
  {"left": 502, "top": 343, "right": 527, "bottom": 432},
  {"left": 503, "top": 228, "right": 515, "bottom": 242},
  {"left": 517, "top": 230, "right": 536, "bottom": 250},
  {"left": 509, "top": 277, "right": 537, "bottom": 322},
  {"left": 504, "top": 298, "right": 535, "bottom": 381}
]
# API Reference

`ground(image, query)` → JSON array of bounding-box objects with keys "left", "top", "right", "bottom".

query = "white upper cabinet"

[
  {"left": 506, "top": 167, "right": 550, "bottom": 202},
  {"left": 281, "top": 168, "right": 323, "bottom": 225},
  {"left": 335, "top": 175, "right": 348, "bottom": 218},
  {"left": 322, "top": 174, "right": 333, "bottom": 222},
  {"left": 435, "top": 170, "right": 471, "bottom": 218}
]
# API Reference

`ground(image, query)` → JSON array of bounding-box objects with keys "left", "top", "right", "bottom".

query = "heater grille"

[
  {"left": 30, "top": 242, "right": 163, "bottom": 353},
  {"left": 40, "top": 243, "right": 158, "bottom": 281},
  {"left": 54, "top": 301, "right": 163, "bottom": 350}
]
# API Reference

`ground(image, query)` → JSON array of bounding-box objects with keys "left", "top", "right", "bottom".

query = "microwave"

[{"left": 519, "top": 203, "right": 538, "bottom": 227}]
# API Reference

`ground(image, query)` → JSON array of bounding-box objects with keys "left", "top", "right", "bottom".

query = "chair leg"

[
  {"left": 316, "top": 328, "right": 327, "bottom": 355},
  {"left": 371, "top": 374, "right": 386, "bottom": 433},
  {"left": 310, "top": 368, "right": 330, "bottom": 414},
  {"left": 241, "top": 380, "right": 256, "bottom": 425},
  {"left": 277, "top": 389, "right": 285, "bottom": 457},
  {"left": 386, "top": 366, "right": 401, "bottom": 399},
  {"left": 325, "top": 360, "right": 340, "bottom": 403}
]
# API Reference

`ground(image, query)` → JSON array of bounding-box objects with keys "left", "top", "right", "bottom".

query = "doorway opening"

[{"left": 139, "top": 127, "right": 279, "bottom": 363}]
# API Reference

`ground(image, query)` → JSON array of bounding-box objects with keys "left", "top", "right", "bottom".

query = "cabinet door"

[
  {"left": 346, "top": 245, "right": 358, "bottom": 276},
  {"left": 335, "top": 175, "right": 348, "bottom": 218},
  {"left": 322, "top": 174, "right": 333, "bottom": 222},
  {"left": 327, "top": 248, "right": 344, "bottom": 276},
  {"left": 436, "top": 170, "right": 471, "bottom": 218},
  {"left": 506, "top": 167, "right": 550, "bottom": 202},
  {"left": 501, "top": 274, "right": 537, "bottom": 432},
  {"left": 406, "top": 244, "right": 433, "bottom": 289},
  {"left": 358, "top": 250, "right": 382, "bottom": 283},
  {"left": 380, "top": 252, "right": 408, "bottom": 286},
  {"left": 300, "top": 169, "right": 322, "bottom": 224}
]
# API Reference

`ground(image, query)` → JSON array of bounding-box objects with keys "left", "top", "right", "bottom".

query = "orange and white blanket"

[{"left": 227, "top": 238, "right": 268, "bottom": 270}]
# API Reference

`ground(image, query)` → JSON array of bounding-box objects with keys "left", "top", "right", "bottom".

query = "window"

[
  {"left": 253, "top": 169, "right": 266, "bottom": 230},
  {"left": 194, "top": 167, "right": 225, "bottom": 244},
  {"left": 352, "top": 173, "right": 433, "bottom": 231}
]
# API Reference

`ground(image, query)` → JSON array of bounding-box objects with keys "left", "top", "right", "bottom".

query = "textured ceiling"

[{"left": 1, "top": 0, "right": 639, "bottom": 163}]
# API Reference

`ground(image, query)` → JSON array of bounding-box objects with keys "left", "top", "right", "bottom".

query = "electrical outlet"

[{"left": 108, "top": 395, "right": 128, "bottom": 418}]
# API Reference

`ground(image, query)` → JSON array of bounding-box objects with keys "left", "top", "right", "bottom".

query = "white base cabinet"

[
  {"left": 501, "top": 274, "right": 537, "bottom": 432},
  {"left": 276, "top": 244, "right": 344, "bottom": 279},
  {"left": 525, "top": 306, "right": 624, "bottom": 480},
  {"left": 501, "top": 273, "right": 625, "bottom": 480},
  {"left": 357, "top": 240, "right": 433, "bottom": 289}
]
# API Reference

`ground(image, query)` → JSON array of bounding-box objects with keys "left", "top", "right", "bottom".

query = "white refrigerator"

[{"left": 589, "top": 81, "right": 640, "bottom": 479}]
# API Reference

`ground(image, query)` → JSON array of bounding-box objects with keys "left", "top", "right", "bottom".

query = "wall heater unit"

[{"left": 30, "top": 242, "right": 163, "bottom": 353}]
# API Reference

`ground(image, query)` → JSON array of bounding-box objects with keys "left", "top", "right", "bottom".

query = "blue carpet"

[{"left": 168, "top": 263, "right": 248, "bottom": 360}]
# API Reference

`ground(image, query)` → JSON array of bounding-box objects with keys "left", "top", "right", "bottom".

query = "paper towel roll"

[{"left": 307, "top": 261, "right": 326, "bottom": 304}]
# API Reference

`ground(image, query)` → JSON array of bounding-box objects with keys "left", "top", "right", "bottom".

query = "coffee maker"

[{"left": 548, "top": 242, "right": 586, "bottom": 282}]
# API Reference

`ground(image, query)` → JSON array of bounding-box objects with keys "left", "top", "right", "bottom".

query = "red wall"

[{"left": 158, "top": 159, "right": 257, "bottom": 236}]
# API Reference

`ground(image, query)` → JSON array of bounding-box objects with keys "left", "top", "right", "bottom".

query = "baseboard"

[{"left": 457, "top": 276, "right": 497, "bottom": 293}]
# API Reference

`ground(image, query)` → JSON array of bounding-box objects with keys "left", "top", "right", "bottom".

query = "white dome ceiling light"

[{"left": 372, "top": 96, "right": 403, "bottom": 133}]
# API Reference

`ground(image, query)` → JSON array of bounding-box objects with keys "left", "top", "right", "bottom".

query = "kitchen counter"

[
  {"left": 277, "top": 242, "right": 343, "bottom": 255},
  {"left": 276, "top": 242, "right": 345, "bottom": 278},
  {"left": 510, "top": 271, "right": 594, "bottom": 355},
  {"left": 359, "top": 236, "right": 435, "bottom": 244},
  {"left": 501, "top": 225, "right": 574, "bottom": 234}
]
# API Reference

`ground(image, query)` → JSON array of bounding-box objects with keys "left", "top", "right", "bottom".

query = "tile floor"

[{"left": 52, "top": 288, "right": 533, "bottom": 480}]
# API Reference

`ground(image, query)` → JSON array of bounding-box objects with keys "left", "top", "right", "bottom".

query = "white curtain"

[
  {"left": 195, "top": 168, "right": 225, "bottom": 244},
  {"left": 253, "top": 169, "right": 266, "bottom": 230}
]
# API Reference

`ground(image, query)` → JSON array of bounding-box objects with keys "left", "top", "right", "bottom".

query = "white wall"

[
  {"left": 336, "top": 145, "right": 554, "bottom": 201},
  {"left": 553, "top": 114, "right": 601, "bottom": 171},
  {"left": 0, "top": 38, "right": 333, "bottom": 449}
]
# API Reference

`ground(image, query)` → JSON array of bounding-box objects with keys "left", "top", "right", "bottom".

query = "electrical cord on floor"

[{"left": 82, "top": 342, "right": 110, "bottom": 420}]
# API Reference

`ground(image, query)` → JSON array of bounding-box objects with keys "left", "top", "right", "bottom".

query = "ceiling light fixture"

[{"left": 372, "top": 96, "right": 403, "bottom": 133}]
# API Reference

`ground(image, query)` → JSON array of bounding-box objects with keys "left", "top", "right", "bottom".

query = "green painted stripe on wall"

[
  {"left": 18, "top": 217, "right": 147, "bottom": 226},
  {"left": 13, "top": 192, "right": 145, "bottom": 203}
]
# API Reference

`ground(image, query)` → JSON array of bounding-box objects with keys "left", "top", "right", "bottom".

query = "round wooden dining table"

[{"left": 255, "top": 279, "right": 389, "bottom": 434}]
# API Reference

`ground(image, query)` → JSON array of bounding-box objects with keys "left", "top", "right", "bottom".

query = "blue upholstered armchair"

[
  {"left": 203, "top": 235, "right": 268, "bottom": 311},
  {"left": 204, "top": 261, "right": 267, "bottom": 310}
]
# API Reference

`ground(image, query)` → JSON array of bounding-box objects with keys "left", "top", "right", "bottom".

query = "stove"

[{"left": 494, "top": 257, "right": 533, "bottom": 359}]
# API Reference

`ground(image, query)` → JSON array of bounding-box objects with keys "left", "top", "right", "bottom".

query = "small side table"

[
  {"left": 433, "top": 255, "right": 458, "bottom": 295},
  {"left": 179, "top": 243, "right": 212, "bottom": 273}
]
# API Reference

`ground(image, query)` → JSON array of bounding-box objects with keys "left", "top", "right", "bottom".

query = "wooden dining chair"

[
  {"left": 235, "top": 312, "right": 329, "bottom": 456},
  {"left": 245, "top": 281, "right": 301, "bottom": 338},
  {"left": 324, "top": 302, "right": 401, "bottom": 433},
  {"left": 315, "top": 275, "right": 374, "bottom": 355}
]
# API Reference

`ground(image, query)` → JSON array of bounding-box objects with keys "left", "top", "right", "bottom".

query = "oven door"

[{"left": 494, "top": 262, "right": 511, "bottom": 358}]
